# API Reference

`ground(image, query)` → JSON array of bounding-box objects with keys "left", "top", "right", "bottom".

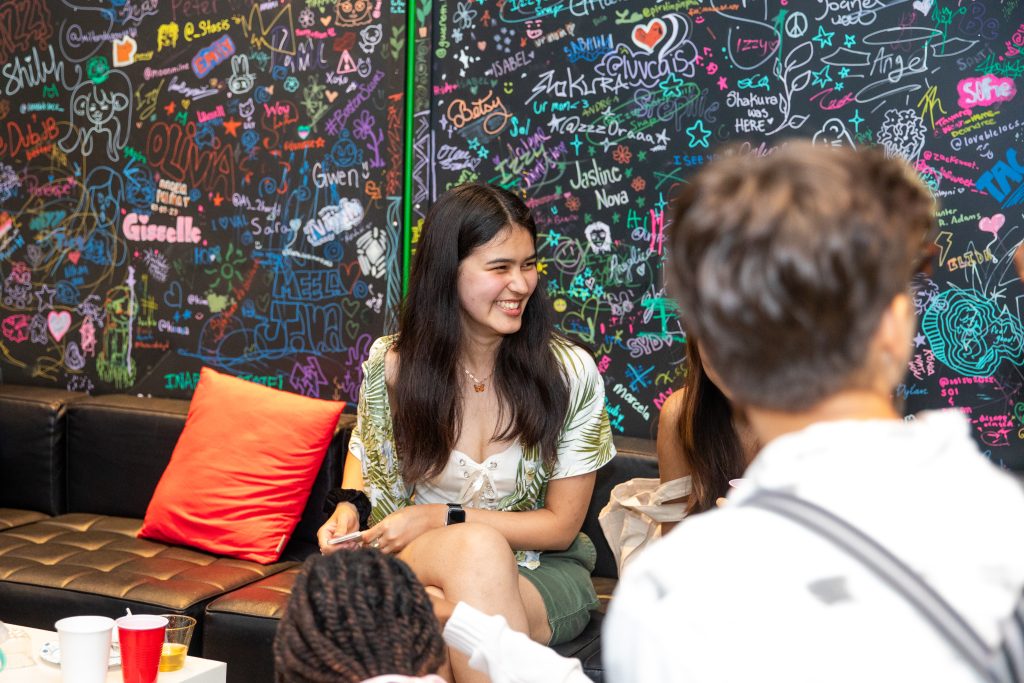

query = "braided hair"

[{"left": 274, "top": 549, "right": 446, "bottom": 683}]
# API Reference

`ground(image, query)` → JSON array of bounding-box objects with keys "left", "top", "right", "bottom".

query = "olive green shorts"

[{"left": 517, "top": 533, "right": 599, "bottom": 646}]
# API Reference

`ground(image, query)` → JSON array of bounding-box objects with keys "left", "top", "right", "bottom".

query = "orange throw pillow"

[{"left": 139, "top": 367, "right": 345, "bottom": 563}]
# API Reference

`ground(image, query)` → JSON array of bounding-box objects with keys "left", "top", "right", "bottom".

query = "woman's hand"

[
  {"left": 316, "top": 502, "right": 360, "bottom": 555},
  {"left": 361, "top": 504, "right": 445, "bottom": 554}
]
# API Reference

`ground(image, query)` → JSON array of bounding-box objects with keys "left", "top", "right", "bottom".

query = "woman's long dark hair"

[
  {"left": 679, "top": 338, "right": 748, "bottom": 515},
  {"left": 393, "top": 183, "right": 570, "bottom": 484}
]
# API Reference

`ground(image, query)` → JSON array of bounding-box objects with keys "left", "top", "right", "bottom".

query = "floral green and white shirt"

[{"left": 348, "top": 335, "right": 616, "bottom": 568}]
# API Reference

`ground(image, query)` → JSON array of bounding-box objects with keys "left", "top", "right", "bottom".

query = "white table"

[{"left": 1, "top": 625, "right": 226, "bottom": 682}]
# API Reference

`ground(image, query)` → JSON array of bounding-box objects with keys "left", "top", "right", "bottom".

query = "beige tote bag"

[{"left": 598, "top": 476, "right": 691, "bottom": 575}]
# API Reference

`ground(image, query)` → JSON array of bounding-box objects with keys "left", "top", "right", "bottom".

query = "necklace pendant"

[{"left": 474, "top": 383, "right": 486, "bottom": 393}]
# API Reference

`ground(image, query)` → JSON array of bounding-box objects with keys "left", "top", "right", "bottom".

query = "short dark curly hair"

[
  {"left": 667, "top": 141, "right": 936, "bottom": 411},
  {"left": 273, "top": 549, "right": 445, "bottom": 683}
]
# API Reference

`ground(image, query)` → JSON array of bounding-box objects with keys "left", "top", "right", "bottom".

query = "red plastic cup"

[{"left": 115, "top": 615, "right": 167, "bottom": 683}]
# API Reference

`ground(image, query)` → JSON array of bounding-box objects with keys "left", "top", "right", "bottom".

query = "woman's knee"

[
  {"left": 441, "top": 523, "right": 518, "bottom": 573},
  {"left": 402, "top": 523, "right": 518, "bottom": 587}
]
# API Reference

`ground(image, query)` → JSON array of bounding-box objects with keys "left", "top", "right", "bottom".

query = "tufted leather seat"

[
  {"left": 0, "top": 508, "right": 48, "bottom": 531},
  {"left": 0, "top": 514, "right": 292, "bottom": 653},
  {"left": 203, "top": 567, "right": 302, "bottom": 677},
  {"left": 0, "top": 386, "right": 352, "bottom": 667},
  {"left": 205, "top": 567, "right": 301, "bottom": 621}
]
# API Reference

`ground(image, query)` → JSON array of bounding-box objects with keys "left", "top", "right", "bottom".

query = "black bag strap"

[{"left": 742, "top": 489, "right": 1023, "bottom": 683}]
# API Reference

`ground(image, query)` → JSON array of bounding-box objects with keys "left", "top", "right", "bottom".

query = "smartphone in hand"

[{"left": 326, "top": 530, "right": 363, "bottom": 545}]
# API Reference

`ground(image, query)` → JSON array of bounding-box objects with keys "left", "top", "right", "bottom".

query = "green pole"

[{"left": 401, "top": 0, "right": 418, "bottom": 296}]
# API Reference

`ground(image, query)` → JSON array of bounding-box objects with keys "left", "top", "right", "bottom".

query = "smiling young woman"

[{"left": 317, "top": 183, "right": 616, "bottom": 683}]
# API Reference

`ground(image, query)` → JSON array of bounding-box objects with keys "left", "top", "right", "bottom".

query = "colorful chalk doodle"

[
  {"left": 1, "top": 0, "right": 1023, "bottom": 467},
  {"left": 415, "top": 0, "right": 1024, "bottom": 466},
  {"left": 0, "top": 0, "right": 406, "bottom": 403},
  {"left": 922, "top": 288, "right": 1024, "bottom": 377}
]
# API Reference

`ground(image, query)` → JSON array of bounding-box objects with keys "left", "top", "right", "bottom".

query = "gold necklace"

[{"left": 461, "top": 365, "right": 492, "bottom": 393}]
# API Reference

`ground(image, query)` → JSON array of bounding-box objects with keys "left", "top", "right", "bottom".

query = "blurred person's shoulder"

[
  {"left": 911, "top": 410, "right": 1024, "bottom": 510},
  {"left": 614, "top": 504, "right": 763, "bottom": 602}
]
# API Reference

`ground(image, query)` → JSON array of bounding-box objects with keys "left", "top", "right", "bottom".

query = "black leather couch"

[{"left": 0, "top": 384, "right": 658, "bottom": 682}]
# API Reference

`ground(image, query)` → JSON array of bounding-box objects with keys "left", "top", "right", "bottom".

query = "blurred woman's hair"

[{"left": 678, "top": 338, "right": 747, "bottom": 515}]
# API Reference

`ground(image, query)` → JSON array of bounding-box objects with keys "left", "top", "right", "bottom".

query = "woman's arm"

[
  {"left": 463, "top": 472, "right": 595, "bottom": 551},
  {"left": 364, "top": 472, "right": 596, "bottom": 554},
  {"left": 341, "top": 450, "right": 365, "bottom": 489},
  {"left": 316, "top": 453, "right": 367, "bottom": 553},
  {"left": 445, "top": 602, "right": 591, "bottom": 683},
  {"left": 656, "top": 389, "right": 690, "bottom": 535}
]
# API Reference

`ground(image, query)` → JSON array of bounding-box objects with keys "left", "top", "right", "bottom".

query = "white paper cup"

[{"left": 54, "top": 616, "right": 115, "bottom": 683}]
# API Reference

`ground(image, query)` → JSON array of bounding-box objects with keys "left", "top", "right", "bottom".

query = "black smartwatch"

[{"left": 445, "top": 503, "right": 466, "bottom": 526}]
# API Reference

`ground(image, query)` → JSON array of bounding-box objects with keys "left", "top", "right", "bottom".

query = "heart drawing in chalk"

[
  {"left": 979, "top": 213, "right": 1005, "bottom": 236},
  {"left": 632, "top": 19, "right": 667, "bottom": 53},
  {"left": 912, "top": 0, "right": 933, "bottom": 14},
  {"left": 47, "top": 311, "right": 72, "bottom": 342}
]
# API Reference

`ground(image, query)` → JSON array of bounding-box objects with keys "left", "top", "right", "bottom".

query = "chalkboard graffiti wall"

[
  {"left": 420, "top": 0, "right": 1024, "bottom": 465},
  {"left": 0, "top": 0, "right": 406, "bottom": 402},
  {"left": 2, "top": 0, "right": 1024, "bottom": 464}
]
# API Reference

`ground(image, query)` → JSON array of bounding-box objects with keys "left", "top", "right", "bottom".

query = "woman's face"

[{"left": 457, "top": 225, "right": 538, "bottom": 341}]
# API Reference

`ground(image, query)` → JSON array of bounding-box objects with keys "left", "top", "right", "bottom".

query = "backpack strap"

[{"left": 742, "top": 489, "right": 1020, "bottom": 683}]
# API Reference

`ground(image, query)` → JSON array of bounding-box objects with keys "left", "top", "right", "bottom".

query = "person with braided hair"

[
  {"left": 274, "top": 548, "right": 446, "bottom": 683},
  {"left": 276, "top": 547, "right": 592, "bottom": 683}
]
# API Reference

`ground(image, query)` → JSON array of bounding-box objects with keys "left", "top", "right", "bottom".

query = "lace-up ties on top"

[{"left": 416, "top": 443, "right": 524, "bottom": 511}]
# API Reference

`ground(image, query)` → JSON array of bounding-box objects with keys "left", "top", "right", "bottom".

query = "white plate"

[{"left": 38, "top": 641, "right": 121, "bottom": 668}]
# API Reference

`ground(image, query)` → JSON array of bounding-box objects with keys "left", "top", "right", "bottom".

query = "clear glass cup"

[
  {"left": 157, "top": 615, "right": 196, "bottom": 672},
  {"left": 2, "top": 624, "right": 36, "bottom": 669}
]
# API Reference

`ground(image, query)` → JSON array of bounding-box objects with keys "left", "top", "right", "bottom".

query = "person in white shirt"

[
  {"left": 604, "top": 141, "right": 1024, "bottom": 683},
  {"left": 442, "top": 602, "right": 591, "bottom": 683}
]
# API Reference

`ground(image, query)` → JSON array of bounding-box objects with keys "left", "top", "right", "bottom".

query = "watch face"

[{"left": 447, "top": 505, "right": 466, "bottom": 525}]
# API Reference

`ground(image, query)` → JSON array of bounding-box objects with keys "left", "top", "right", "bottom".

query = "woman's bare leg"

[{"left": 401, "top": 523, "right": 550, "bottom": 682}]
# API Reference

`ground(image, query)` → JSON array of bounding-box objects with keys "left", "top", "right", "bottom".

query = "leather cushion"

[
  {"left": 66, "top": 395, "right": 189, "bottom": 518},
  {"left": 204, "top": 568, "right": 302, "bottom": 683},
  {"left": 205, "top": 566, "right": 301, "bottom": 620},
  {"left": 591, "top": 576, "right": 616, "bottom": 613},
  {"left": 0, "top": 385, "right": 79, "bottom": 515},
  {"left": 0, "top": 508, "right": 49, "bottom": 531},
  {"left": 203, "top": 607, "right": 282, "bottom": 683},
  {"left": 0, "top": 514, "right": 290, "bottom": 609}
]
